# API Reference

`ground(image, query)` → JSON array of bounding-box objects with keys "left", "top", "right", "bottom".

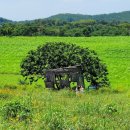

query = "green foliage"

[
  {"left": 0, "top": 86, "right": 130, "bottom": 129},
  {"left": 104, "top": 104, "right": 118, "bottom": 114},
  {"left": 42, "top": 107, "right": 65, "bottom": 129},
  {"left": 0, "top": 17, "right": 12, "bottom": 24},
  {"left": 0, "top": 34, "right": 130, "bottom": 129},
  {"left": 4, "top": 84, "right": 17, "bottom": 90},
  {"left": 21, "top": 42, "right": 109, "bottom": 88},
  {"left": 0, "top": 19, "right": 130, "bottom": 36},
  {"left": 0, "top": 11, "right": 130, "bottom": 36},
  {"left": 48, "top": 11, "right": 130, "bottom": 22},
  {"left": 0, "top": 94, "right": 11, "bottom": 100},
  {"left": 2, "top": 101, "right": 32, "bottom": 121}
]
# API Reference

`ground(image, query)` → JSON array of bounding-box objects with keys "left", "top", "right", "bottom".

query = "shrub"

[
  {"left": 104, "top": 104, "right": 118, "bottom": 114},
  {"left": 18, "top": 79, "right": 29, "bottom": 85},
  {"left": 2, "top": 101, "right": 32, "bottom": 122}
]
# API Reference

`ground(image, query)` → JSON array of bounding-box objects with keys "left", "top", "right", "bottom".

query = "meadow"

[
  {"left": 0, "top": 36, "right": 130, "bottom": 129},
  {"left": 0, "top": 36, "right": 130, "bottom": 87}
]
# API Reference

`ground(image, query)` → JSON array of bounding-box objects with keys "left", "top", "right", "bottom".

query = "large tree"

[{"left": 21, "top": 42, "right": 109, "bottom": 88}]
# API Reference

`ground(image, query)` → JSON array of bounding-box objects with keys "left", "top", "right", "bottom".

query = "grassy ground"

[
  {"left": 0, "top": 86, "right": 130, "bottom": 129},
  {"left": 0, "top": 36, "right": 130, "bottom": 88},
  {"left": 0, "top": 36, "right": 130, "bottom": 129}
]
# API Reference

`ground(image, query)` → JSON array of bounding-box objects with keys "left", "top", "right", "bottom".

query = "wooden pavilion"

[{"left": 45, "top": 65, "right": 85, "bottom": 89}]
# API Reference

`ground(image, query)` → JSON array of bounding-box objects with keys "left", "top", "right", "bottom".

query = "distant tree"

[
  {"left": 0, "top": 19, "right": 129, "bottom": 36},
  {"left": 21, "top": 42, "right": 109, "bottom": 88},
  {"left": 0, "top": 23, "right": 14, "bottom": 36},
  {"left": 83, "top": 26, "right": 93, "bottom": 36}
]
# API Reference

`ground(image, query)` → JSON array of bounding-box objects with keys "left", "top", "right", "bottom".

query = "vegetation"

[
  {"left": 0, "top": 9, "right": 130, "bottom": 129},
  {"left": 0, "top": 86, "right": 130, "bottom": 129},
  {"left": 48, "top": 11, "right": 130, "bottom": 22},
  {"left": 0, "top": 36, "right": 130, "bottom": 88},
  {"left": 0, "top": 11, "right": 130, "bottom": 36},
  {"left": 21, "top": 42, "right": 109, "bottom": 88},
  {"left": 2, "top": 101, "right": 32, "bottom": 121},
  {"left": 0, "top": 36, "right": 130, "bottom": 129},
  {"left": 0, "top": 17, "right": 12, "bottom": 24},
  {"left": 0, "top": 19, "right": 130, "bottom": 36}
]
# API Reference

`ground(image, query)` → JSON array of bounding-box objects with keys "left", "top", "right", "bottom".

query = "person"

[
  {"left": 75, "top": 86, "right": 79, "bottom": 94},
  {"left": 76, "top": 85, "right": 84, "bottom": 94},
  {"left": 80, "top": 85, "right": 84, "bottom": 93}
]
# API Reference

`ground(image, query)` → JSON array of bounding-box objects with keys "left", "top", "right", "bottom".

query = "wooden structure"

[{"left": 45, "top": 65, "right": 85, "bottom": 89}]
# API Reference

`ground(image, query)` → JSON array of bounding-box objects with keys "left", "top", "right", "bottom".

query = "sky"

[{"left": 0, "top": 0, "right": 130, "bottom": 21}]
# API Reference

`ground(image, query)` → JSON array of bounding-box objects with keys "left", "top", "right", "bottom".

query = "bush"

[
  {"left": 18, "top": 79, "right": 29, "bottom": 85},
  {"left": 104, "top": 104, "right": 118, "bottom": 114},
  {"left": 2, "top": 101, "right": 32, "bottom": 122}
]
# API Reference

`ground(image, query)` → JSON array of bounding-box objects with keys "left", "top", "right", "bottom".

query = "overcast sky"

[{"left": 0, "top": 0, "right": 130, "bottom": 21}]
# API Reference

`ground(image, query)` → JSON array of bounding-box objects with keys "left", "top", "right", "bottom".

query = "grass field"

[
  {"left": 0, "top": 36, "right": 130, "bottom": 129},
  {"left": 0, "top": 36, "right": 130, "bottom": 88},
  {"left": 0, "top": 87, "right": 130, "bottom": 129}
]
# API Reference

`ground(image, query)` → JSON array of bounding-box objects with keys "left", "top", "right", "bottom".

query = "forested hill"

[
  {"left": 0, "top": 11, "right": 130, "bottom": 36},
  {"left": 0, "top": 11, "right": 130, "bottom": 24},
  {"left": 47, "top": 11, "right": 130, "bottom": 22},
  {"left": 0, "top": 17, "right": 12, "bottom": 24}
]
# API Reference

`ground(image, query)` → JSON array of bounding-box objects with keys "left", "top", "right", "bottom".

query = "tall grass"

[{"left": 0, "top": 85, "right": 130, "bottom": 129}]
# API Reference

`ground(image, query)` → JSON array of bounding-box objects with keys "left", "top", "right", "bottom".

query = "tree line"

[{"left": 0, "top": 19, "right": 130, "bottom": 36}]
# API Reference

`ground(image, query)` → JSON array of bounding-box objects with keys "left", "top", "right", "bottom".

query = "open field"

[
  {"left": 0, "top": 36, "right": 130, "bottom": 88},
  {"left": 0, "top": 36, "right": 130, "bottom": 129},
  {"left": 0, "top": 87, "right": 130, "bottom": 129}
]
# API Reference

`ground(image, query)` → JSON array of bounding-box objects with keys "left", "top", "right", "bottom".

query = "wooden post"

[{"left": 78, "top": 73, "right": 85, "bottom": 88}]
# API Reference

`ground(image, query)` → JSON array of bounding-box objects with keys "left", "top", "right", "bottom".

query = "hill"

[
  {"left": 0, "top": 11, "right": 130, "bottom": 24},
  {"left": 0, "top": 11, "right": 130, "bottom": 36},
  {"left": 0, "top": 17, "right": 12, "bottom": 24},
  {"left": 48, "top": 11, "right": 130, "bottom": 22}
]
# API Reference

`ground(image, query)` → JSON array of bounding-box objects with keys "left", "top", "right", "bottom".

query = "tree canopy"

[
  {"left": 21, "top": 42, "right": 109, "bottom": 88},
  {"left": 0, "top": 19, "right": 130, "bottom": 36}
]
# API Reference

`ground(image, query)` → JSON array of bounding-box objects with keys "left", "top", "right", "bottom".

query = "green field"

[
  {"left": 0, "top": 36, "right": 130, "bottom": 129},
  {"left": 0, "top": 36, "right": 130, "bottom": 88}
]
